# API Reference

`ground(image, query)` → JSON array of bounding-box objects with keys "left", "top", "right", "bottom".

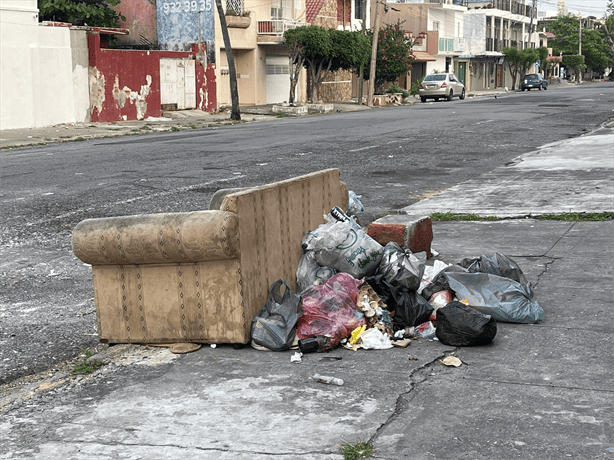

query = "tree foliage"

[
  {"left": 284, "top": 26, "right": 370, "bottom": 103},
  {"left": 365, "top": 20, "right": 414, "bottom": 93},
  {"left": 544, "top": 15, "right": 613, "bottom": 72},
  {"left": 38, "top": 0, "right": 125, "bottom": 27},
  {"left": 503, "top": 47, "right": 538, "bottom": 89}
]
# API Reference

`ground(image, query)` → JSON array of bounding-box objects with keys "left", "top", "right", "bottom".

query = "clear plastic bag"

[
  {"left": 347, "top": 190, "right": 365, "bottom": 216},
  {"left": 307, "top": 216, "right": 383, "bottom": 279},
  {"left": 376, "top": 242, "right": 426, "bottom": 290},
  {"left": 296, "top": 253, "right": 337, "bottom": 293},
  {"left": 296, "top": 273, "right": 367, "bottom": 350}
]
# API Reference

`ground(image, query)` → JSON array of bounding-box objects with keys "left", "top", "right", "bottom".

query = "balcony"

[{"left": 257, "top": 19, "right": 305, "bottom": 43}]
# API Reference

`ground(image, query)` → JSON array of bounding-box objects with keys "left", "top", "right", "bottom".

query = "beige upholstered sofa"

[{"left": 71, "top": 169, "right": 348, "bottom": 344}]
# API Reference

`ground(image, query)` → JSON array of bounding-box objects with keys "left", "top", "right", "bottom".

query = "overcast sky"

[{"left": 539, "top": 0, "right": 610, "bottom": 18}]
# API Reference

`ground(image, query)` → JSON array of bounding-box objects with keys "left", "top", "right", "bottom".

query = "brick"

[{"left": 367, "top": 216, "right": 433, "bottom": 257}]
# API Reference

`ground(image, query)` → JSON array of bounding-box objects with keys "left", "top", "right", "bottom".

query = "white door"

[
  {"left": 160, "top": 59, "right": 196, "bottom": 109},
  {"left": 265, "top": 55, "right": 291, "bottom": 104}
]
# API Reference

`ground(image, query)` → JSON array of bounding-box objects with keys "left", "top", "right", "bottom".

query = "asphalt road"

[{"left": 1, "top": 82, "right": 613, "bottom": 385}]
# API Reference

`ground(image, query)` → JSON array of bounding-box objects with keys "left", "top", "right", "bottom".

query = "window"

[
  {"left": 355, "top": 0, "right": 363, "bottom": 20},
  {"left": 432, "top": 21, "right": 439, "bottom": 31}
]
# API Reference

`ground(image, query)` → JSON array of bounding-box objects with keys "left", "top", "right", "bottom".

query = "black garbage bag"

[
  {"left": 376, "top": 242, "right": 426, "bottom": 290},
  {"left": 367, "top": 275, "right": 433, "bottom": 330},
  {"left": 436, "top": 301, "right": 497, "bottom": 347},
  {"left": 459, "top": 253, "right": 528, "bottom": 285},
  {"left": 421, "top": 265, "right": 468, "bottom": 300},
  {"left": 250, "top": 280, "right": 303, "bottom": 351}
]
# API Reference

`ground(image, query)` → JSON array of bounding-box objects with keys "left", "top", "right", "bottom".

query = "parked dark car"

[{"left": 521, "top": 73, "right": 548, "bottom": 91}]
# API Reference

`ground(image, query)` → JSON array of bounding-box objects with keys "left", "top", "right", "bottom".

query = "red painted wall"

[{"left": 88, "top": 34, "right": 216, "bottom": 122}]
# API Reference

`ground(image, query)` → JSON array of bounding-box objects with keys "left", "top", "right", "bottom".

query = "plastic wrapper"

[
  {"left": 296, "top": 252, "right": 336, "bottom": 292},
  {"left": 444, "top": 272, "right": 544, "bottom": 324},
  {"left": 359, "top": 328, "right": 393, "bottom": 350},
  {"left": 436, "top": 301, "right": 497, "bottom": 346},
  {"left": 306, "top": 216, "right": 383, "bottom": 279},
  {"left": 419, "top": 260, "right": 451, "bottom": 294},
  {"left": 296, "top": 273, "right": 367, "bottom": 350},
  {"left": 250, "top": 280, "right": 303, "bottom": 351},
  {"left": 429, "top": 290, "right": 453, "bottom": 310},
  {"left": 366, "top": 274, "right": 433, "bottom": 331},
  {"left": 347, "top": 190, "right": 365, "bottom": 216},
  {"left": 376, "top": 242, "right": 426, "bottom": 290},
  {"left": 415, "top": 321, "right": 437, "bottom": 339}
]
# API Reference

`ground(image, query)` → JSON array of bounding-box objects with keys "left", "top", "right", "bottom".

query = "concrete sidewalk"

[{"left": 1, "top": 124, "right": 612, "bottom": 459}]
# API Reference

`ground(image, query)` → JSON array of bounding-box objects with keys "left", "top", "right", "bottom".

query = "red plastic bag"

[{"left": 296, "top": 273, "right": 366, "bottom": 350}]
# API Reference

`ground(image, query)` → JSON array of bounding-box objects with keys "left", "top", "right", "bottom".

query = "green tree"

[
  {"left": 284, "top": 26, "right": 370, "bottom": 103},
  {"left": 503, "top": 47, "right": 539, "bottom": 89},
  {"left": 365, "top": 20, "right": 414, "bottom": 93},
  {"left": 563, "top": 54, "right": 586, "bottom": 81},
  {"left": 38, "top": 0, "right": 125, "bottom": 27},
  {"left": 545, "top": 15, "right": 613, "bottom": 73},
  {"left": 537, "top": 47, "right": 553, "bottom": 79}
]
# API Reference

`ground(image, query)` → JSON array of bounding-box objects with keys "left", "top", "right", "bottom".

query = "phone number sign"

[{"left": 157, "top": 0, "right": 215, "bottom": 50}]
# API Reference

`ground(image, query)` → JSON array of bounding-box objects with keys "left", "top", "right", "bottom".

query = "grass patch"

[
  {"left": 342, "top": 441, "right": 373, "bottom": 459},
  {"left": 131, "top": 129, "right": 139, "bottom": 132},
  {"left": 275, "top": 113, "right": 290, "bottom": 118},
  {"left": 72, "top": 348, "right": 105, "bottom": 375},
  {"left": 171, "top": 126, "right": 180, "bottom": 132},
  {"left": 141, "top": 125, "right": 151, "bottom": 130},
  {"left": 536, "top": 212, "right": 613, "bottom": 221},
  {"left": 190, "top": 125, "right": 197, "bottom": 129},
  {"left": 431, "top": 212, "right": 500, "bottom": 221},
  {"left": 74, "top": 137, "right": 86, "bottom": 141}
]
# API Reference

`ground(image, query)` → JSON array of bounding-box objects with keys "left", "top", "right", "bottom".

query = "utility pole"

[
  {"left": 357, "top": 0, "right": 367, "bottom": 105},
  {"left": 215, "top": 0, "right": 241, "bottom": 120},
  {"left": 368, "top": 0, "right": 382, "bottom": 107}
]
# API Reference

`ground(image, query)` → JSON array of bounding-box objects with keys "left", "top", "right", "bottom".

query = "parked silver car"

[{"left": 419, "top": 73, "right": 466, "bottom": 102}]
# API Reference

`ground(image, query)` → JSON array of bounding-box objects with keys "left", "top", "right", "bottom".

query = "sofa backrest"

[{"left": 220, "top": 168, "right": 348, "bottom": 312}]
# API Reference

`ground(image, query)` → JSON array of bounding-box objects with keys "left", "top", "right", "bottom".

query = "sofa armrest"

[{"left": 72, "top": 211, "right": 240, "bottom": 265}]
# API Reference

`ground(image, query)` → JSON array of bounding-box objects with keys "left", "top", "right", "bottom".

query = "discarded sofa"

[{"left": 71, "top": 169, "right": 349, "bottom": 344}]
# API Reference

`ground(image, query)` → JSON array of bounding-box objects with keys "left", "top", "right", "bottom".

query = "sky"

[{"left": 539, "top": 0, "right": 610, "bottom": 18}]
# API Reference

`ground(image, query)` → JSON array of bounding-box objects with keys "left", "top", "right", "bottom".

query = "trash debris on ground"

[
  {"left": 147, "top": 343, "right": 201, "bottom": 354},
  {"left": 377, "top": 242, "right": 426, "bottom": 290},
  {"left": 291, "top": 352, "right": 303, "bottom": 363},
  {"left": 250, "top": 280, "right": 303, "bottom": 351},
  {"left": 248, "top": 201, "right": 544, "bottom": 360},
  {"left": 312, "top": 373, "right": 344, "bottom": 386},
  {"left": 296, "top": 273, "right": 366, "bottom": 350},
  {"left": 440, "top": 356, "right": 463, "bottom": 367},
  {"left": 347, "top": 190, "right": 365, "bottom": 216},
  {"left": 304, "top": 208, "right": 383, "bottom": 279},
  {"left": 435, "top": 301, "right": 497, "bottom": 346}
]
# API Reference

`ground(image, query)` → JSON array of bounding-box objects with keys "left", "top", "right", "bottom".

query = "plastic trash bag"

[
  {"left": 436, "top": 301, "right": 497, "bottom": 346},
  {"left": 297, "top": 273, "right": 367, "bottom": 350},
  {"left": 459, "top": 253, "right": 529, "bottom": 285},
  {"left": 444, "top": 272, "right": 544, "bottom": 324},
  {"left": 347, "top": 190, "right": 365, "bottom": 216},
  {"left": 359, "top": 327, "right": 393, "bottom": 350},
  {"left": 296, "top": 252, "right": 337, "bottom": 292},
  {"left": 366, "top": 275, "right": 433, "bottom": 331},
  {"left": 250, "top": 280, "right": 303, "bottom": 351},
  {"left": 376, "top": 242, "right": 426, "bottom": 290},
  {"left": 307, "top": 216, "right": 383, "bottom": 279}
]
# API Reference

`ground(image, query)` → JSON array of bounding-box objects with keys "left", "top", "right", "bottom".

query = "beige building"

[{"left": 214, "top": 0, "right": 370, "bottom": 106}]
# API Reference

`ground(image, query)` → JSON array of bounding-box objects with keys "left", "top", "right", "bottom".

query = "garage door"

[{"left": 266, "top": 55, "right": 290, "bottom": 104}]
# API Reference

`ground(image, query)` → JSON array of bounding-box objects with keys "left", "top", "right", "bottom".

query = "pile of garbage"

[{"left": 250, "top": 194, "right": 544, "bottom": 354}]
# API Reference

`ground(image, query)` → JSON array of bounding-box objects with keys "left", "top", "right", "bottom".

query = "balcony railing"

[{"left": 257, "top": 19, "right": 305, "bottom": 36}]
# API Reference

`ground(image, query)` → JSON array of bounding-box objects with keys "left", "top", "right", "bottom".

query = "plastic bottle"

[
  {"left": 330, "top": 206, "right": 349, "bottom": 222},
  {"left": 312, "top": 373, "right": 344, "bottom": 386}
]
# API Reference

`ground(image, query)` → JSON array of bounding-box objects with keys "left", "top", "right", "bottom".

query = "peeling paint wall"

[{"left": 88, "top": 35, "right": 216, "bottom": 122}]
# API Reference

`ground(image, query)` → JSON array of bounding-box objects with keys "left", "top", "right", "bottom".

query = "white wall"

[{"left": 0, "top": 0, "right": 89, "bottom": 130}]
